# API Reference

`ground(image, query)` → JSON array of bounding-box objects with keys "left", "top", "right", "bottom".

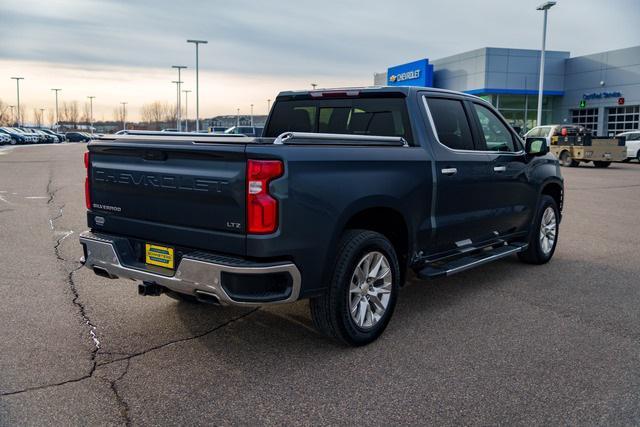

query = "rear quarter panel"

[{"left": 245, "top": 144, "right": 432, "bottom": 296}]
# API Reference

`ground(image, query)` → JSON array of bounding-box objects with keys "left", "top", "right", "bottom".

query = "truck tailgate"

[{"left": 88, "top": 141, "right": 246, "bottom": 255}]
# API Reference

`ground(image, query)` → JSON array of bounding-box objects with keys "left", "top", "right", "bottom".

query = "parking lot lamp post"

[
  {"left": 172, "top": 65, "right": 187, "bottom": 131},
  {"left": 250, "top": 104, "right": 254, "bottom": 127},
  {"left": 187, "top": 39, "right": 208, "bottom": 132},
  {"left": 267, "top": 99, "right": 271, "bottom": 113},
  {"left": 39, "top": 108, "right": 45, "bottom": 127},
  {"left": 120, "top": 102, "right": 127, "bottom": 130},
  {"left": 11, "top": 77, "right": 24, "bottom": 126},
  {"left": 536, "top": 1, "right": 556, "bottom": 127},
  {"left": 236, "top": 108, "right": 240, "bottom": 127},
  {"left": 183, "top": 89, "right": 191, "bottom": 132},
  {"left": 311, "top": 83, "right": 317, "bottom": 90},
  {"left": 172, "top": 81, "right": 182, "bottom": 130},
  {"left": 87, "top": 96, "right": 95, "bottom": 132},
  {"left": 51, "top": 89, "right": 61, "bottom": 130}
]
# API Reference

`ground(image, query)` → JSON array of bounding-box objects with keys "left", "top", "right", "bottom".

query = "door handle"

[
  {"left": 493, "top": 166, "right": 506, "bottom": 173},
  {"left": 441, "top": 167, "right": 458, "bottom": 176}
]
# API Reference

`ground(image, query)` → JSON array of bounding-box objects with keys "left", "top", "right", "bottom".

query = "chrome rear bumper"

[{"left": 79, "top": 231, "right": 301, "bottom": 306}]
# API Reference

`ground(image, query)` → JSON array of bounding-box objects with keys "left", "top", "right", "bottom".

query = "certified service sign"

[{"left": 387, "top": 59, "right": 433, "bottom": 87}]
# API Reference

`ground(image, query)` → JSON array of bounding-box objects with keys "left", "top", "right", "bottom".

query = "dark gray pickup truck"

[{"left": 80, "top": 86, "right": 563, "bottom": 345}]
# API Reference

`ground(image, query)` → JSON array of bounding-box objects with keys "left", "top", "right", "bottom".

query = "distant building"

[{"left": 374, "top": 45, "right": 640, "bottom": 135}]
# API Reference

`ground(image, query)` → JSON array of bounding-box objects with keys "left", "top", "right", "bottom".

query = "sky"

[{"left": 0, "top": 0, "right": 639, "bottom": 122}]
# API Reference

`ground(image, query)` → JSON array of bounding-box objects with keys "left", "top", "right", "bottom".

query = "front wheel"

[
  {"left": 310, "top": 230, "right": 400, "bottom": 346},
  {"left": 518, "top": 195, "right": 559, "bottom": 264}
]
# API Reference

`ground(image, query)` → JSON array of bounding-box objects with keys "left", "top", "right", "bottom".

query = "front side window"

[
  {"left": 426, "top": 97, "right": 475, "bottom": 151},
  {"left": 473, "top": 103, "right": 516, "bottom": 152}
]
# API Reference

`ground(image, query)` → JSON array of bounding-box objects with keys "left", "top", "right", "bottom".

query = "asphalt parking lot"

[{"left": 1, "top": 143, "right": 639, "bottom": 425}]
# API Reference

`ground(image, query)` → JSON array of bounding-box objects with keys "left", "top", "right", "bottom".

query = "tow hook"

[{"left": 138, "top": 281, "right": 164, "bottom": 296}]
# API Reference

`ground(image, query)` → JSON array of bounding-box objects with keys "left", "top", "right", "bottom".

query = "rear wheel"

[
  {"left": 593, "top": 161, "right": 611, "bottom": 168},
  {"left": 518, "top": 195, "right": 559, "bottom": 264},
  {"left": 559, "top": 151, "right": 579, "bottom": 167},
  {"left": 310, "top": 230, "right": 399, "bottom": 346},
  {"left": 636, "top": 151, "right": 640, "bottom": 163}
]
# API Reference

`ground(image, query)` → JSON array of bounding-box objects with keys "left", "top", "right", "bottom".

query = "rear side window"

[
  {"left": 264, "top": 98, "right": 413, "bottom": 144},
  {"left": 426, "top": 97, "right": 474, "bottom": 150}
]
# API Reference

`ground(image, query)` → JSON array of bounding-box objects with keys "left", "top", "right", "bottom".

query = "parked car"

[
  {"left": 616, "top": 131, "right": 640, "bottom": 162},
  {"left": 41, "top": 128, "right": 66, "bottom": 142},
  {"left": 80, "top": 86, "right": 563, "bottom": 346},
  {"left": 0, "top": 133, "right": 11, "bottom": 145},
  {"left": 209, "top": 126, "right": 228, "bottom": 133},
  {"left": 224, "top": 126, "right": 264, "bottom": 137},
  {"left": 1, "top": 127, "right": 36, "bottom": 144},
  {"left": 65, "top": 132, "right": 91, "bottom": 142}
]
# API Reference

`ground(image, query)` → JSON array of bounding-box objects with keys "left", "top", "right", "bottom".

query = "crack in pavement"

[{"left": 109, "top": 359, "right": 132, "bottom": 427}]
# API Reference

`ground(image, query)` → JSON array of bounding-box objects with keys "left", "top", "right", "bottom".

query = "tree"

[
  {"left": 0, "top": 99, "right": 9, "bottom": 126},
  {"left": 140, "top": 101, "right": 172, "bottom": 130},
  {"left": 60, "top": 101, "right": 79, "bottom": 126},
  {"left": 33, "top": 108, "right": 43, "bottom": 127},
  {"left": 113, "top": 105, "right": 126, "bottom": 127},
  {"left": 47, "top": 110, "right": 55, "bottom": 128},
  {"left": 82, "top": 102, "right": 91, "bottom": 125}
]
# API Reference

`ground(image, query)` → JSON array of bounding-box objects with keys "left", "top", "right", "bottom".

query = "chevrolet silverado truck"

[{"left": 79, "top": 87, "right": 563, "bottom": 346}]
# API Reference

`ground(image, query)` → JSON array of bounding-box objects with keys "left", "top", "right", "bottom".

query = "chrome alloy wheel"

[
  {"left": 539, "top": 206, "right": 557, "bottom": 255},
  {"left": 348, "top": 251, "right": 392, "bottom": 330}
]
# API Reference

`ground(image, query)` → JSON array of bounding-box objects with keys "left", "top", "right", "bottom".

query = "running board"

[{"left": 417, "top": 243, "right": 528, "bottom": 279}]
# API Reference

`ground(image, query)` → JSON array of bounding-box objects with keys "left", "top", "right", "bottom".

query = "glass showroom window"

[
  {"left": 571, "top": 108, "right": 598, "bottom": 134},
  {"left": 607, "top": 105, "right": 640, "bottom": 136}
]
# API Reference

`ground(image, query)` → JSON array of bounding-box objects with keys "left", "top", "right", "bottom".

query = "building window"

[
  {"left": 571, "top": 108, "right": 598, "bottom": 134},
  {"left": 607, "top": 106, "right": 640, "bottom": 136}
]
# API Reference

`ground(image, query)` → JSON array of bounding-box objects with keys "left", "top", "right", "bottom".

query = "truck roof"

[{"left": 277, "top": 86, "right": 484, "bottom": 101}]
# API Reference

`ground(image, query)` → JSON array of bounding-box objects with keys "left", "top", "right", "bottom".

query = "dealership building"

[{"left": 373, "top": 45, "right": 640, "bottom": 135}]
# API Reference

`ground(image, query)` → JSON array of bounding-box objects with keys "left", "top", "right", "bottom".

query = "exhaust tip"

[
  {"left": 138, "top": 281, "right": 164, "bottom": 296},
  {"left": 194, "top": 290, "right": 222, "bottom": 305}
]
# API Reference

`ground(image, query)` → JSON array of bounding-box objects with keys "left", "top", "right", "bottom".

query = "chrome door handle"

[
  {"left": 493, "top": 166, "right": 506, "bottom": 172},
  {"left": 441, "top": 167, "right": 458, "bottom": 176}
]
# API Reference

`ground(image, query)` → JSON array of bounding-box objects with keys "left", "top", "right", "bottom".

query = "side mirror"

[{"left": 525, "top": 137, "right": 549, "bottom": 156}]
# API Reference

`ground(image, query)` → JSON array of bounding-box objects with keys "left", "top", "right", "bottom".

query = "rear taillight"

[
  {"left": 246, "top": 159, "right": 283, "bottom": 234},
  {"left": 84, "top": 151, "right": 91, "bottom": 210}
]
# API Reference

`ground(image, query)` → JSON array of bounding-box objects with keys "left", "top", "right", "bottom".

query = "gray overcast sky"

[
  {"left": 2, "top": 0, "right": 639, "bottom": 76},
  {"left": 0, "top": 0, "right": 638, "bottom": 119}
]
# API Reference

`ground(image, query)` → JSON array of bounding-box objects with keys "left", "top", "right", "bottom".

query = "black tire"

[
  {"left": 309, "top": 229, "right": 400, "bottom": 346},
  {"left": 518, "top": 195, "right": 559, "bottom": 265},
  {"left": 636, "top": 151, "right": 640, "bottom": 163},
  {"left": 593, "top": 161, "right": 611, "bottom": 168},
  {"left": 559, "top": 151, "right": 579, "bottom": 167}
]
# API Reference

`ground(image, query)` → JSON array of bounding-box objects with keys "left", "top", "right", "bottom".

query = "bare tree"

[
  {"left": 47, "top": 110, "right": 55, "bottom": 128},
  {"left": 82, "top": 102, "right": 91, "bottom": 125},
  {"left": 140, "top": 101, "right": 172, "bottom": 130},
  {"left": 0, "top": 99, "right": 9, "bottom": 126},
  {"left": 113, "top": 105, "right": 126, "bottom": 126},
  {"left": 60, "top": 101, "right": 79, "bottom": 127},
  {"left": 33, "top": 108, "right": 43, "bottom": 127}
]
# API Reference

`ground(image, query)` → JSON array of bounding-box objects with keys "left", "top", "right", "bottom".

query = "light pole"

[
  {"left": 87, "top": 96, "right": 95, "bottom": 132},
  {"left": 236, "top": 108, "right": 240, "bottom": 127},
  {"left": 267, "top": 99, "right": 271, "bottom": 113},
  {"left": 187, "top": 39, "right": 208, "bottom": 132},
  {"left": 11, "top": 77, "right": 24, "bottom": 126},
  {"left": 250, "top": 104, "right": 254, "bottom": 127},
  {"left": 51, "top": 89, "right": 61, "bottom": 130},
  {"left": 120, "top": 102, "right": 128, "bottom": 130},
  {"left": 172, "top": 65, "right": 187, "bottom": 131},
  {"left": 172, "top": 80, "right": 182, "bottom": 130},
  {"left": 182, "top": 89, "right": 191, "bottom": 132},
  {"left": 536, "top": 1, "right": 556, "bottom": 127},
  {"left": 39, "top": 108, "right": 45, "bottom": 127}
]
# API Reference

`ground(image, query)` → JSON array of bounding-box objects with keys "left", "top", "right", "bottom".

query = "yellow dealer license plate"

[{"left": 145, "top": 243, "right": 174, "bottom": 269}]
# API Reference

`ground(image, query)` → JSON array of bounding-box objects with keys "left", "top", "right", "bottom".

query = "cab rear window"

[{"left": 264, "top": 98, "right": 413, "bottom": 144}]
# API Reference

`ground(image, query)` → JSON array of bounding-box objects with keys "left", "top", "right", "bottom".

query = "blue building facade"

[{"left": 374, "top": 46, "right": 640, "bottom": 135}]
